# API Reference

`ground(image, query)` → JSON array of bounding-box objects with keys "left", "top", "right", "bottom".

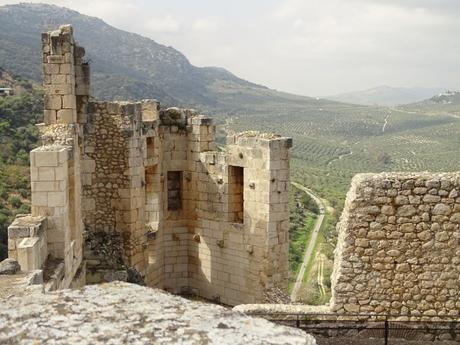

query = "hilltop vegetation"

[
  {"left": 401, "top": 91, "right": 460, "bottom": 116},
  {"left": 222, "top": 101, "right": 460, "bottom": 209}
]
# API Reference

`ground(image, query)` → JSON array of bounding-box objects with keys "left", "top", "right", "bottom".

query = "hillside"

[
  {"left": 400, "top": 91, "right": 460, "bottom": 117},
  {"left": 325, "top": 85, "right": 445, "bottom": 106},
  {"left": 0, "top": 3, "right": 320, "bottom": 111}
]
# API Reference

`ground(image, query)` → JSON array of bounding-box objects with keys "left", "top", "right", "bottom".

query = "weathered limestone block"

[
  {"left": 0, "top": 258, "right": 20, "bottom": 275},
  {"left": 0, "top": 282, "right": 315, "bottom": 344},
  {"left": 17, "top": 237, "right": 43, "bottom": 271}
]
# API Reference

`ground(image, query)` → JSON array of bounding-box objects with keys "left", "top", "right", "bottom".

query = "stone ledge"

[
  {"left": 8, "top": 215, "right": 46, "bottom": 239},
  {"left": 234, "top": 303, "right": 331, "bottom": 315},
  {"left": 0, "top": 282, "right": 316, "bottom": 345}
]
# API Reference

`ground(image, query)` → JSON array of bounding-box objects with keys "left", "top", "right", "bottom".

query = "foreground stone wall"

[
  {"left": 332, "top": 172, "right": 460, "bottom": 318},
  {"left": 0, "top": 282, "right": 316, "bottom": 345}
]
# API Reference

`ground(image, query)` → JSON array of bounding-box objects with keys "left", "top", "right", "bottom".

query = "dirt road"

[{"left": 290, "top": 182, "right": 326, "bottom": 302}]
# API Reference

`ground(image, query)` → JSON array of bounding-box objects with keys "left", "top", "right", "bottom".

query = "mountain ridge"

[
  {"left": 325, "top": 85, "right": 446, "bottom": 106},
  {"left": 0, "top": 3, "right": 294, "bottom": 111}
]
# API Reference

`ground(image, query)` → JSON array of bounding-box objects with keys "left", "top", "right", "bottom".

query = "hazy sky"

[{"left": 1, "top": 0, "right": 459, "bottom": 96}]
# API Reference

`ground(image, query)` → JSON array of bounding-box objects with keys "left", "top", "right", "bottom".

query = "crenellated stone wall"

[{"left": 331, "top": 172, "right": 460, "bottom": 318}]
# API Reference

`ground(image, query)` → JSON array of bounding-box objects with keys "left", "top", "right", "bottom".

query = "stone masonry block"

[
  {"left": 43, "top": 64, "right": 60, "bottom": 75},
  {"left": 44, "top": 83, "right": 73, "bottom": 95},
  {"left": 17, "top": 237, "right": 42, "bottom": 271},
  {"left": 43, "top": 74, "right": 51, "bottom": 85},
  {"left": 47, "top": 192, "right": 66, "bottom": 207},
  {"left": 43, "top": 110, "right": 57, "bottom": 123},
  {"left": 37, "top": 167, "right": 55, "bottom": 181},
  {"left": 59, "top": 64, "right": 72, "bottom": 74},
  {"left": 31, "top": 192, "right": 48, "bottom": 207},
  {"left": 30, "top": 167, "right": 38, "bottom": 181},
  {"left": 55, "top": 166, "right": 67, "bottom": 180},
  {"left": 51, "top": 74, "right": 67, "bottom": 84},
  {"left": 33, "top": 150, "right": 59, "bottom": 167},
  {"left": 58, "top": 149, "right": 70, "bottom": 164},
  {"left": 62, "top": 95, "right": 76, "bottom": 109},
  {"left": 47, "top": 55, "right": 64, "bottom": 64},
  {"left": 44, "top": 95, "right": 62, "bottom": 110},
  {"left": 57, "top": 109, "right": 76, "bottom": 123},
  {"left": 32, "top": 181, "right": 59, "bottom": 192},
  {"left": 8, "top": 215, "right": 46, "bottom": 239},
  {"left": 76, "top": 78, "right": 90, "bottom": 96}
]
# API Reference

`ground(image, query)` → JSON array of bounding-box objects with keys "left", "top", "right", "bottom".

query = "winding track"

[{"left": 290, "top": 181, "right": 326, "bottom": 302}]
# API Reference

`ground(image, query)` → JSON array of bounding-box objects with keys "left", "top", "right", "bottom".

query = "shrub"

[{"left": 8, "top": 195, "right": 22, "bottom": 208}]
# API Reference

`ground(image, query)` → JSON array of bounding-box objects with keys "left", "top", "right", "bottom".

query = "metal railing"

[{"left": 250, "top": 312, "right": 460, "bottom": 344}]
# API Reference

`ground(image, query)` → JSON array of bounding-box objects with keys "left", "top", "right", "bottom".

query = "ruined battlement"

[{"left": 1, "top": 25, "right": 292, "bottom": 305}]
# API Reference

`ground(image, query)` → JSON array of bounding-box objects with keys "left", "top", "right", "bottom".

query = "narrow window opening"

[
  {"left": 146, "top": 137, "right": 155, "bottom": 159},
  {"left": 229, "top": 166, "right": 244, "bottom": 223},
  {"left": 167, "top": 171, "right": 182, "bottom": 211}
]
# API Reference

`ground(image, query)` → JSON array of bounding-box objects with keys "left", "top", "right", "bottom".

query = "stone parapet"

[{"left": 332, "top": 172, "right": 460, "bottom": 318}]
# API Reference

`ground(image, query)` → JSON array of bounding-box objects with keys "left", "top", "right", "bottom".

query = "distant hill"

[
  {"left": 0, "top": 3, "right": 332, "bottom": 113},
  {"left": 325, "top": 86, "right": 446, "bottom": 106},
  {"left": 400, "top": 90, "right": 460, "bottom": 116}
]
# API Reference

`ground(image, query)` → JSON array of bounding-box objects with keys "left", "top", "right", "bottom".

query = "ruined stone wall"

[
  {"left": 158, "top": 120, "right": 198, "bottom": 292},
  {"left": 78, "top": 103, "right": 292, "bottom": 305},
  {"left": 81, "top": 102, "right": 129, "bottom": 233},
  {"left": 332, "top": 173, "right": 460, "bottom": 318},
  {"left": 189, "top": 133, "right": 291, "bottom": 305},
  {"left": 2, "top": 25, "right": 292, "bottom": 306},
  {"left": 82, "top": 101, "right": 149, "bottom": 282}
]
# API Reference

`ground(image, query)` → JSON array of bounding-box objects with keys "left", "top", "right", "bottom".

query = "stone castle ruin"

[
  {"left": 1, "top": 25, "right": 459, "bottom": 324},
  {"left": 3, "top": 25, "right": 292, "bottom": 305}
]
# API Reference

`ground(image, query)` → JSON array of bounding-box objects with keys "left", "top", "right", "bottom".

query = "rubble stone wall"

[{"left": 332, "top": 173, "right": 460, "bottom": 318}]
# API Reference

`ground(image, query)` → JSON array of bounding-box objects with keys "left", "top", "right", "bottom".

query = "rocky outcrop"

[
  {"left": 0, "top": 258, "right": 20, "bottom": 275},
  {"left": 0, "top": 282, "right": 316, "bottom": 345}
]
